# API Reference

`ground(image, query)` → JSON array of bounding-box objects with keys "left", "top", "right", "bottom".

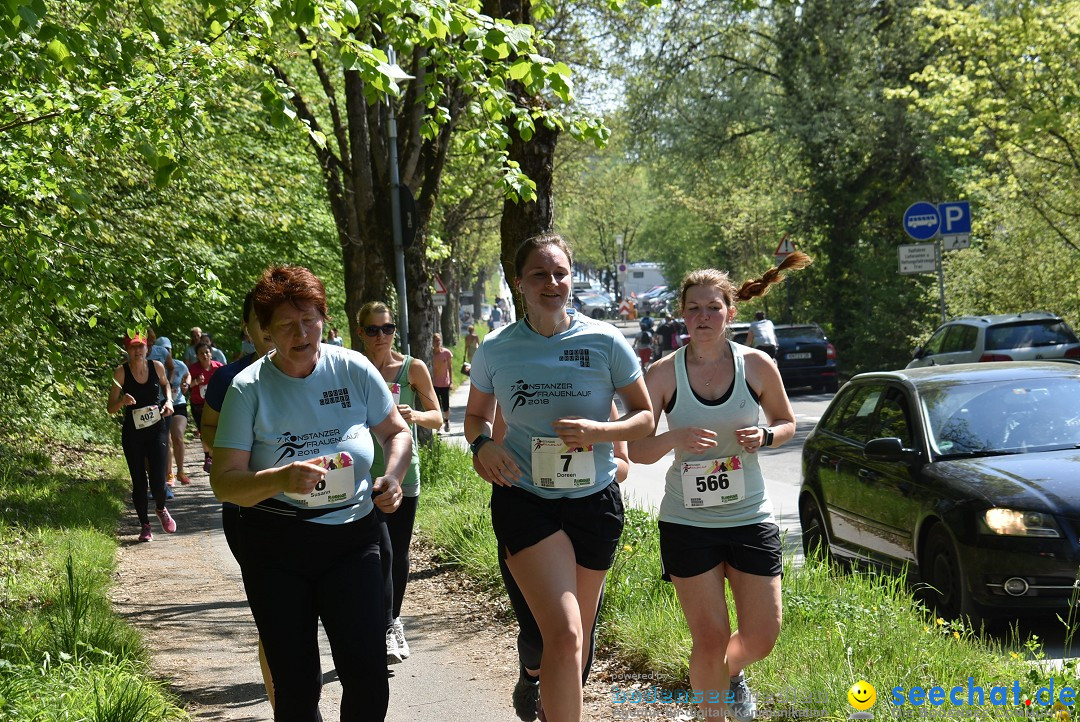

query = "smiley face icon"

[{"left": 848, "top": 680, "right": 877, "bottom": 711}]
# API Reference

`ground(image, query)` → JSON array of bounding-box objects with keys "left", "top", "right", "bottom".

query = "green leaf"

[
  {"left": 508, "top": 59, "right": 531, "bottom": 81},
  {"left": 87, "top": 316, "right": 97, "bottom": 329},
  {"left": 343, "top": 0, "right": 359, "bottom": 27},
  {"left": 45, "top": 38, "right": 69, "bottom": 63}
]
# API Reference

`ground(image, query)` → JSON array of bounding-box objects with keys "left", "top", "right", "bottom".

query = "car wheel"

[
  {"left": 824, "top": 378, "right": 839, "bottom": 393},
  {"left": 799, "top": 495, "right": 829, "bottom": 560},
  {"left": 921, "top": 525, "right": 974, "bottom": 623},
  {"left": 591, "top": 308, "right": 603, "bottom": 319}
]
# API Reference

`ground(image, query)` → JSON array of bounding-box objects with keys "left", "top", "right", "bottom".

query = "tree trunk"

[{"left": 500, "top": 117, "right": 559, "bottom": 316}]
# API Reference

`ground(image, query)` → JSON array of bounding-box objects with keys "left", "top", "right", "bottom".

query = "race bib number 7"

[
  {"left": 681, "top": 456, "right": 746, "bottom": 508},
  {"left": 531, "top": 437, "right": 595, "bottom": 489},
  {"left": 284, "top": 452, "right": 356, "bottom": 508}
]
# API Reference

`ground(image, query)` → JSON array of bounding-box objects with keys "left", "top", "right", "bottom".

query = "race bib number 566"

[{"left": 681, "top": 456, "right": 746, "bottom": 508}]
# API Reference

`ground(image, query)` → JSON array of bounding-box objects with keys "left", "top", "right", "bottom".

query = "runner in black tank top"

[{"left": 107, "top": 335, "right": 176, "bottom": 542}]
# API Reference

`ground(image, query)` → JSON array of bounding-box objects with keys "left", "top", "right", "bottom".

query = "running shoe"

[
  {"left": 392, "top": 618, "right": 410, "bottom": 659},
  {"left": 138, "top": 524, "right": 153, "bottom": 542},
  {"left": 512, "top": 667, "right": 540, "bottom": 722},
  {"left": 166, "top": 473, "right": 176, "bottom": 487},
  {"left": 178, "top": 473, "right": 192, "bottom": 485},
  {"left": 156, "top": 508, "right": 177, "bottom": 534},
  {"left": 386, "top": 628, "right": 404, "bottom": 665},
  {"left": 203, "top": 453, "right": 212, "bottom": 472},
  {"left": 728, "top": 674, "right": 757, "bottom": 721}
]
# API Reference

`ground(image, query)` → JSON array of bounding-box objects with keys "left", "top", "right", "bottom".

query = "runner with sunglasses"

[{"left": 357, "top": 302, "right": 444, "bottom": 664}]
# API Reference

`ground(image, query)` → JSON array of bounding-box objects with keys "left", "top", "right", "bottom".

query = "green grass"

[
  {"left": 0, "top": 431, "right": 187, "bottom": 721},
  {"left": 416, "top": 439, "right": 1078, "bottom": 720}
]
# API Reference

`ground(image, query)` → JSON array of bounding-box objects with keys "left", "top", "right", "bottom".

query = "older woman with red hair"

[{"left": 210, "top": 266, "right": 411, "bottom": 721}]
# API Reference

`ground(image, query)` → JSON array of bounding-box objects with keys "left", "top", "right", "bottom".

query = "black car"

[
  {"left": 798, "top": 361, "right": 1080, "bottom": 622},
  {"left": 730, "top": 322, "right": 839, "bottom": 392}
]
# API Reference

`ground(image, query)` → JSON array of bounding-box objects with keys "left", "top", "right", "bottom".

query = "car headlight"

[{"left": 982, "top": 508, "right": 1062, "bottom": 538}]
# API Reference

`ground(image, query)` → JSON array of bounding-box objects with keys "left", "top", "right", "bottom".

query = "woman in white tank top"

[{"left": 629, "top": 253, "right": 811, "bottom": 722}]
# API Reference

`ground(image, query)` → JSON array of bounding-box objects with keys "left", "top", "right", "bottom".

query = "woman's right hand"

[
  {"left": 275, "top": 460, "right": 328, "bottom": 495},
  {"left": 473, "top": 442, "right": 520, "bottom": 487},
  {"left": 122, "top": 393, "right": 136, "bottom": 407},
  {"left": 670, "top": 426, "right": 718, "bottom": 454}
]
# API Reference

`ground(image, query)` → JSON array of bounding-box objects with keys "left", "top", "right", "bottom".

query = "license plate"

[{"left": 786, "top": 352, "right": 812, "bottom": 360}]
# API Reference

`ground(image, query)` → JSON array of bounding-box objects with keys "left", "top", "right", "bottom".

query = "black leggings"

[
  {"left": 122, "top": 423, "right": 168, "bottom": 525},
  {"left": 498, "top": 545, "right": 604, "bottom": 684},
  {"left": 385, "top": 495, "right": 418, "bottom": 619},
  {"left": 238, "top": 508, "right": 387, "bottom": 722}
]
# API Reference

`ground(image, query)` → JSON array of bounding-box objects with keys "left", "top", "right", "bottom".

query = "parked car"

[
  {"left": 907, "top": 311, "right": 1080, "bottom": 368},
  {"left": 730, "top": 322, "right": 839, "bottom": 392},
  {"left": 798, "top": 361, "right": 1080, "bottom": 623},
  {"left": 574, "top": 291, "right": 616, "bottom": 319}
]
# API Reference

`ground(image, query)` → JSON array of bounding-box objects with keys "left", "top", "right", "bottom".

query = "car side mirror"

[
  {"left": 864, "top": 437, "right": 921, "bottom": 464},
  {"left": 912, "top": 346, "right": 924, "bottom": 360}
]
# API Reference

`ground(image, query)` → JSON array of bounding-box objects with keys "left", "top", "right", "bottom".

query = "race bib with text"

[
  {"left": 284, "top": 451, "right": 356, "bottom": 508},
  {"left": 133, "top": 405, "right": 161, "bottom": 430},
  {"left": 531, "top": 437, "right": 596, "bottom": 489},
  {"left": 680, "top": 456, "right": 746, "bottom": 508}
]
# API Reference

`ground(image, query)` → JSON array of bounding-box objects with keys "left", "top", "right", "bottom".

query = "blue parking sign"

[
  {"left": 903, "top": 202, "right": 940, "bottom": 241},
  {"left": 938, "top": 201, "right": 971, "bottom": 235}
]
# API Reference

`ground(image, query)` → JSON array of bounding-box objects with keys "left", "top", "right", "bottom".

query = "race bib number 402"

[
  {"left": 681, "top": 456, "right": 746, "bottom": 508},
  {"left": 531, "top": 437, "right": 595, "bottom": 489},
  {"left": 284, "top": 451, "right": 356, "bottom": 508},
  {"left": 133, "top": 405, "right": 161, "bottom": 430}
]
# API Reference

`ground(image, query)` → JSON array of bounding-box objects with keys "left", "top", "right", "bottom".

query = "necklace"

[{"left": 525, "top": 313, "right": 570, "bottom": 338}]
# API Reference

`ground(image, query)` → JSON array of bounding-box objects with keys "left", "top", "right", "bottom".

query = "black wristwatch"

[
  {"left": 470, "top": 434, "right": 493, "bottom": 455},
  {"left": 759, "top": 425, "right": 774, "bottom": 448}
]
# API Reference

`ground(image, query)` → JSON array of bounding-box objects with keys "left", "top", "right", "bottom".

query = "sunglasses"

[{"left": 363, "top": 323, "right": 397, "bottom": 337}]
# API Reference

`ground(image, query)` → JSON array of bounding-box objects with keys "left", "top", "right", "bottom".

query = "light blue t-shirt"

[
  {"left": 171, "top": 359, "right": 189, "bottom": 406},
  {"left": 470, "top": 312, "right": 641, "bottom": 499},
  {"left": 214, "top": 344, "right": 394, "bottom": 525}
]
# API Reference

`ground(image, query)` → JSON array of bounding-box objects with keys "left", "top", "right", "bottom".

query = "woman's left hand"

[
  {"left": 735, "top": 426, "right": 767, "bottom": 454},
  {"left": 162, "top": 400, "right": 174, "bottom": 418},
  {"left": 371, "top": 475, "right": 402, "bottom": 513},
  {"left": 552, "top": 416, "right": 602, "bottom": 448}
]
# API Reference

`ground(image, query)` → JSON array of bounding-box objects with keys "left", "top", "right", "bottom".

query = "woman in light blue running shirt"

[
  {"left": 465, "top": 234, "right": 653, "bottom": 722},
  {"left": 628, "top": 252, "right": 811, "bottom": 722}
]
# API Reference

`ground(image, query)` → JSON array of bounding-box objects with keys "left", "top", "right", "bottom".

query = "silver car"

[{"left": 908, "top": 311, "right": 1080, "bottom": 368}]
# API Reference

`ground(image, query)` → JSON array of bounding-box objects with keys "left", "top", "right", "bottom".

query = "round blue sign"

[{"left": 903, "top": 202, "right": 940, "bottom": 241}]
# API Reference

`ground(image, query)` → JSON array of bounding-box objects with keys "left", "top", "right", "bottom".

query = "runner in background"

[
  {"left": 106, "top": 333, "right": 177, "bottom": 542},
  {"left": 156, "top": 337, "right": 191, "bottom": 486},
  {"left": 430, "top": 333, "right": 453, "bottom": 432},
  {"left": 188, "top": 343, "right": 223, "bottom": 472},
  {"left": 200, "top": 290, "right": 275, "bottom": 708},
  {"left": 357, "top": 301, "right": 443, "bottom": 665}
]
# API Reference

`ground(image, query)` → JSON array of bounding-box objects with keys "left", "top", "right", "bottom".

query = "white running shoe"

[
  {"left": 386, "top": 627, "right": 404, "bottom": 665},
  {"left": 392, "top": 618, "right": 410, "bottom": 659}
]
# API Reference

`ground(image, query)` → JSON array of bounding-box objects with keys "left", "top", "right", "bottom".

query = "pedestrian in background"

[
  {"left": 431, "top": 332, "right": 453, "bottom": 432},
  {"left": 746, "top": 310, "right": 779, "bottom": 359},
  {"left": 107, "top": 333, "right": 177, "bottom": 542}
]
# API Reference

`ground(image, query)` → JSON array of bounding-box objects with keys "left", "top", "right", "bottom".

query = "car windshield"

[
  {"left": 776, "top": 326, "right": 825, "bottom": 343},
  {"left": 920, "top": 375, "right": 1080, "bottom": 456}
]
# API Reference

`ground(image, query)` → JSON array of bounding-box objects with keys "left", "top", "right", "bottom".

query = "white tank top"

[{"left": 658, "top": 342, "right": 774, "bottom": 528}]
